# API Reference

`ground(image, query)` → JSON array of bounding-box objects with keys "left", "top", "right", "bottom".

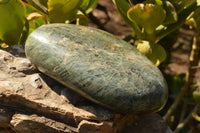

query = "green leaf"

[
  {"left": 143, "top": 0, "right": 163, "bottom": 6},
  {"left": 144, "top": 0, "right": 177, "bottom": 25},
  {"left": 64, "top": 10, "right": 89, "bottom": 26},
  {"left": 136, "top": 40, "right": 166, "bottom": 66},
  {"left": 48, "top": 0, "right": 82, "bottom": 23},
  {"left": 29, "top": 16, "right": 45, "bottom": 34},
  {"left": 75, "top": 10, "right": 89, "bottom": 25},
  {"left": 162, "top": 1, "right": 178, "bottom": 25},
  {"left": 112, "top": 0, "right": 132, "bottom": 26},
  {"left": 155, "top": 2, "right": 197, "bottom": 42},
  {"left": 192, "top": 112, "right": 200, "bottom": 122},
  {"left": 37, "top": 0, "right": 48, "bottom": 8},
  {"left": 112, "top": 0, "right": 143, "bottom": 38},
  {"left": 192, "top": 7, "right": 200, "bottom": 32},
  {"left": 127, "top": 4, "right": 166, "bottom": 34},
  {"left": 169, "top": 0, "right": 196, "bottom": 13},
  {"left": 0, "top": 0, "right": 26, "bottom": 45},
  {"left": 26, "top": 0, "right": 48, "bottom": 14},
  {"left": 19, "top": 18, "right": 29, "bottom": 45},
  {"left": 80, "top": 0, "right": 98, "bottom": 14},
  {"left": 193, "top": 91, "right": 200, "bottom": 104},
  {"left": 25, "top": 2, "right": 37, "bottom": 14},
  {"left": 197, "top": 0, "right": 200, "bottom": 6},
  {"left": 80, "top": 0, "right": 90, "bottom": 11},
  {"left": 24, "top": 3, "right": 46, "bottom": 34}
]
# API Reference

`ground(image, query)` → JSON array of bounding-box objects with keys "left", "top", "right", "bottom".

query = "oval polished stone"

[{"left": 25, "top": 24, "right": 168, "bottom": 114}]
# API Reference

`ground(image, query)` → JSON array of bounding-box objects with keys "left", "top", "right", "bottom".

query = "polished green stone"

[{"left": 25, "top": 24, "right": 168, "bottom": 114}]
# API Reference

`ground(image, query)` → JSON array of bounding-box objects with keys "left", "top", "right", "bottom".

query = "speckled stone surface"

[{"left": 25, "top": 24, "right": 168, "bottom": 114}]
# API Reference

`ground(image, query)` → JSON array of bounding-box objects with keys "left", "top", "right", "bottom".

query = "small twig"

[
  {"left": 178, "top": 98, "right": 189, "bottom": 123},
  {"left": 174, "top": 105, "right": 199, "bottom": 133},
  {"left": 163, "top": 31, "right": 200, "bottom": 122},
  {"left": 128, "top": 0, "right": 134, "bottom": 6},
  {"left": 163, "top": 84, "right": 189, "bottom": 121},
  {"left": 191, "top": 66, "right": 200, "bottom": 69}
]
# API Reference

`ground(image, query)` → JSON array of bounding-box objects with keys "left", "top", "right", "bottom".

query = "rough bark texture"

[{"left": 0, "top": 49, "right": 172, "bottom": 133}]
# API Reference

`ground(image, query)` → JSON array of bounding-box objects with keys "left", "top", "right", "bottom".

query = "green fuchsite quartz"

[{"left": 25, "top": 24, "right": 168, "bottom": 114}]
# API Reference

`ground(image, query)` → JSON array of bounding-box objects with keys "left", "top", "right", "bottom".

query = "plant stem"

[
  {"left": 128, "top": 0, "right": 134, "bottom": 7},
  {"left": 163, "top": 80, "right": 189, "bottom": 121},
  {"left": 174, "top": 105, "right": 199, "bottom": 133},
  {"left": 178, "top": 98, "right": 189, "bottom": 123},
  {"left": 163, "top": 31, "right": 200, "bottom": 122}
]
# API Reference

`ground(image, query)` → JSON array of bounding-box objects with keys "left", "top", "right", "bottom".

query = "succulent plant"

[
  {"left": 0, "top": 0, "right": 98, "bottom": 46},
  {"left": 112, "top": 0, "right": 198, "bottom": 65},
  {"left": 0, "top": 0, "right": 26, "bottom": 45},
  {"left": 26, "top": 0, "right": 98, "bottom": 24}
]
